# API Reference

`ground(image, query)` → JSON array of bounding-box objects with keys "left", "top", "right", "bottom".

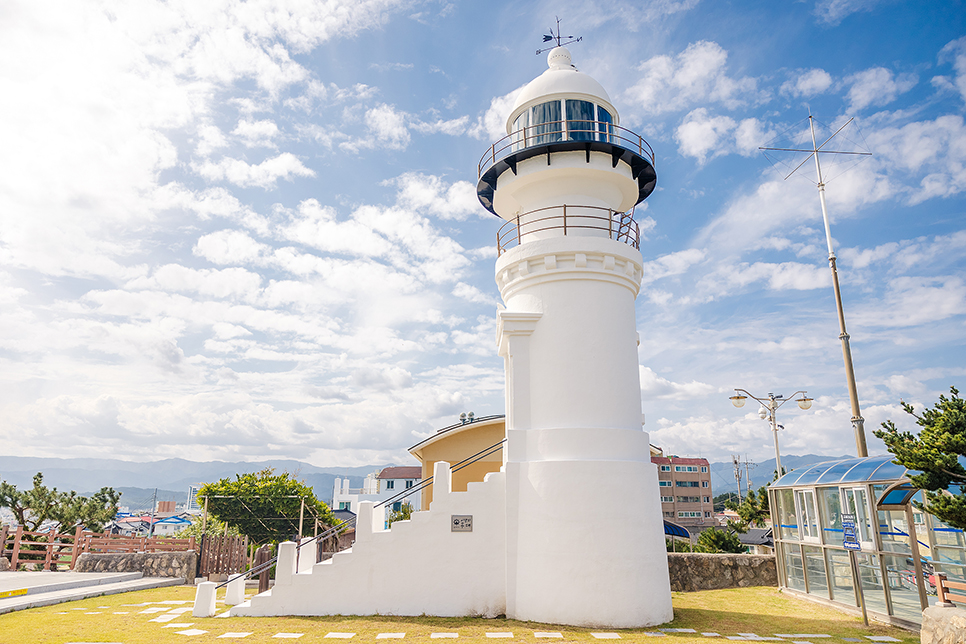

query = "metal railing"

[
  {"left": 497, "top": 204, "right": 640, "bottom": 255},
  {"left": 478, "top": 119, "right": 655, "bottom": 178},
  {"left": 214, "top": 438, "right": 507, "bottom": 590}
]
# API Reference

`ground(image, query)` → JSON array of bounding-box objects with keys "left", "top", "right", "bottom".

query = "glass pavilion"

[{"left": 770, "top": 455, "right": 966, "bottom": 627}]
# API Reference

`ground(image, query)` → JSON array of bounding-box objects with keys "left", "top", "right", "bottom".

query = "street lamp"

[{"left": 729, "top": 389, "right": 813, "bottom": 477}]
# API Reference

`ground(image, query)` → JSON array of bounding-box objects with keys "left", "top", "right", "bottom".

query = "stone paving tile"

[
  {"left": 486, "top": 633, "right": 513, "bottom": 638},
  {"left": 140, "top": 607, "right": 170, "bottom": 614},
  {"left": 662, "top": 630, "right": 697, "bottom": 634},
  {"left": 775, "top": 637, "right": 830, "bottom": 640},
  {"left": 376, "top": 634, "right": 405, "bottom": 639},
  {"left": 112, "top": 611, "right": 129, "bottom": 614},
  {"left": 217, "top": 609, "right": 233, "bottom": 617},
  {"left": 175, "top": 629, "right": 208, "bottom": 637},
  {"left": 591, "top": 634, "right": 620, "bottom": 639},
  {"left": 85, "top": 611, "right": 103, "bottom": 615},
  {"left": 163, "top": 623, "right": 195, "bottom": 629},
  {"left": 218, "top": 634, "right": 254, "bottom": 639},
  {"left": 324, "top": 633, "right": 356, "bottom": 639},
  {"left": 150, "top": 614, "right": 180, "bottom": 622},
  {"left": 162, "top": 600, "right": 194, "bottom": 604},
  {"left": 431, "top": 633, "right": 459, "bottom": 638},
  {"left": 791, "top": 641, "right": 815, "bottom": 644},
  {"left": 841, "top": 639, "right": 862, "bottom": 642},
  {"left": 534, "top": 633, "right": 563, "bottom": 638}
]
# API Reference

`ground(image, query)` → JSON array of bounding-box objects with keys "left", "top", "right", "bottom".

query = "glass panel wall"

[
  {"left": 882, "top": 553, "right": 922, "bottom": 621},
  {"left": 597, "top": 107, "right": 613, "bottom": 143},
  {"left": 820, "top": 487, "right": 843, "bottom": 547},
  {"left": 530, "top": 101, "right": 562, "bottom": 144},
  {"left": 856, "top": 553, "right": 887, "bottom": 616},
  {"left": 803, "top": 545, "right": 830, "bottom": 599},
  {"left": 843, "top": 486, "right": 874, "bottom": 545},
  {"left": 784, "top": 546, "right": 806, "bottom": 592},
  {"left": 566, "top": 100, "right": 595, "bottom": 141},
  {"left": 778, "top": 489, "right": 798, "bottom": 540},
  {"left": 878, "top": 508, "right": 912, "bottom": 554},
  {"left": 795, "top": 489, "right": 820, "bottom": 540},
  {"left": 827, "top": 548, "right": 856, "bottom": 605}
]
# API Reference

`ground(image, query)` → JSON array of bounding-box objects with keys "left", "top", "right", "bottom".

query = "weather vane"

[{"left": 536, "top": 17, "right": 582, "bottom": 55}]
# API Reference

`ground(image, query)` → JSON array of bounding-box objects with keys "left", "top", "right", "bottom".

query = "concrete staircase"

[{"left": 0, "top": 571, "right": 185, "bottom": 614}]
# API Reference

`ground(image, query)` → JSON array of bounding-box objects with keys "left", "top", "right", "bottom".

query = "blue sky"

[{"left": 1, "top": 0, "right": 965, "bottom": 468}]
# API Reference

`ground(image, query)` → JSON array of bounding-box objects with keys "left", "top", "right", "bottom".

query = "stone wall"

[
  {"left": 667, "top": 553, "right": 777, "bottom": 592},
  {"left": 922, "top": 605, "right": 966, "bottom": 644},
  {"left": 74, "top": 551, "right": 196, "bottom": 583}
]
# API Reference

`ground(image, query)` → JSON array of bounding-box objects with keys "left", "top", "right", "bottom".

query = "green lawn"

[{"left": 3, "top": 585, "right": 918, "bottom": 644}]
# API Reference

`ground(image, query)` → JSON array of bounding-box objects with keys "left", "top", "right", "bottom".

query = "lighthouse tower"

[{"left": 479, "top": 47, "right": 672, "bottom": 627}]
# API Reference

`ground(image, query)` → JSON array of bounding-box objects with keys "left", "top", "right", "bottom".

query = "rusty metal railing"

[
  {"left": 496, "top": 205, "right": 640, "bottom": 256},
  {"left": 478, "top": 119, "right": 655, "bottom": 178}
]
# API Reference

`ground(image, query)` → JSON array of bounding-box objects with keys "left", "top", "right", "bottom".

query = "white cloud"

[
  {"left": 674, "top": 108, "right": 736, "bottom": 163},
  {"left": 780, "top": 68, "right": 833, "bottom": 97},
  {"left": 623, "top": 41, "right": 761, "bottom": 117},
  {"left": 640, "top": 366, "right": 717, "bottom": 400},
  {"left": 845, "top": 67, "right": 918, "bottom": 112},
  {"left": 194, "top": 230, "right": 269, "bottom": 265},
  {"left": 388, "top": 173, "right": 481, "bottom": 220},
  {"left": 642, "top": 249, "right": 707, "bottom": 284},
  {"left": 813, "top": 0, "right": 891, "bottom": 26},
  {"left": 196, "top": 125, "right": 229, "bottom": 157},
  {"left": 938, "top": 36, "right": 966, "bottom": 104},
  {"left": 855, "top": 276, "right": 966, "bottom": 327},
  {"left": 471, "top": 86, "right": 523, "bottom": 141},
  {"left": 232, "top": 119, "right": 280, "bottom": 148},
  {"left": 193, "top": 152, "right": 315, "bottom": 188}
]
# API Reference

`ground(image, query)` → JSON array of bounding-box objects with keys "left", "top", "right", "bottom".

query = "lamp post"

[{"left": 729, "top": 389, "right": 813, "bottom": 477}]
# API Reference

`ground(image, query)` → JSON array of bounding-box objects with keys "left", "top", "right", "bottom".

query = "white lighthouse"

[
  {"left": 225, "top": 46, "right": 672, "bottom": 629},
  {"left": 481, "top": 46, "right": 672, "bottom": 627}
]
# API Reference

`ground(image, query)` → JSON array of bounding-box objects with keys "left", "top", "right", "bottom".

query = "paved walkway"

[{"left": 0, "top": 570, "right": 184, "bottom": 613}]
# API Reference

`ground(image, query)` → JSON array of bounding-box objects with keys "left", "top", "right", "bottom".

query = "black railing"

[{"left": 478, "top": 119, "right": 655, "bottom": 178}]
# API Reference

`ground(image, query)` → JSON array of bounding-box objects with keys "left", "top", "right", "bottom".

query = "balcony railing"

[
  {"left": 497, "top": 204, "right": 641, "bottom": 256},
  {"left": 478, "top": 119, "right": 655, "bottom": 178}
]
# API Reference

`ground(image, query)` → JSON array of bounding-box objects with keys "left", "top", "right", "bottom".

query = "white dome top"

[{"left": 506, "top": 47, "right": 617, "bottom": 134}]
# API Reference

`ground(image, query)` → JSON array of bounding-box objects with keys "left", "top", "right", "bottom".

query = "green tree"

[
  {"left": 713, "top": 492, "right": 738, "bottom": 512},
  {"left": 387, "top": 502, "right": 413, "bottom": 526},
  {"left": 874, "top": 386, "right": 966, "bottom": 529},
  {"left": 726, "top": 487, "right": 770, "bottom": 528},
  {"left": 198, "top": 468, "right": 335, "bottom": 545},
  {"left": 694, "top": 527, "right": 747, "bottom": 553},
  {"left": 0, "top": 473, "right": 119, "bottom": 533},
  {"left": 172, "top": 516, "right": 242, "bottom": 539},
  {"left": 665, "top": 537, "right": 693, "bottom": 552}
]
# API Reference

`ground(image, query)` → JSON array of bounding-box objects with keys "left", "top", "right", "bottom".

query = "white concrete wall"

[
  {"left": 233, "top": 464, "right": 506, "bottom": 618},
  {"left": 497, "top": 234, "right": 673, "bottom": 628}
]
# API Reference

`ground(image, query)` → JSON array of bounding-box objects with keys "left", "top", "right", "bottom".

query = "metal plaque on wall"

[{"left": 451, "top": 515, "right": 473, "bottom": 532}]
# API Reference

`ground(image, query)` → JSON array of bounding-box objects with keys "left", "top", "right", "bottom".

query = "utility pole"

[
  {"left": 732, "top": 455, "right": 743, "bottom": 503},
  {"left": 149, "top": 488, "right": 158, "bottom": 538},
  {"left": 743, "top": 457, "right": 757, "bottom": 493}
]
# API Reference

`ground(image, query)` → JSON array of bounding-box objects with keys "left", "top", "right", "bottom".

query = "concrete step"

[
  {"left": 0, "top": 571, "right": 143, "bottom": 597},
  {"left": 0, "top": 575, "right": 185, "bottom": 614}
]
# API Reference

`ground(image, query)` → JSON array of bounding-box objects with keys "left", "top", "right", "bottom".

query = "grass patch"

[{"left": 1, "top": 585, "right": 918, "bottom": 643}]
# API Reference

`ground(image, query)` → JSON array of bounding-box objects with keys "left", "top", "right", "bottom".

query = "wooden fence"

[
  {"left": 0, "top": 525, "right": 195, "bottom": 571},
  {"left": 198, "top": 534, "right": 249, "bottom": 577}
]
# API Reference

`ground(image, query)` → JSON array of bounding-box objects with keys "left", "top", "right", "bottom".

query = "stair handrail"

[{"left": 213, "top": 437, "right": 507, "bottom": 590}]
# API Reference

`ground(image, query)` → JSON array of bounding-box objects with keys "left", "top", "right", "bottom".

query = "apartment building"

[{"left": 651, "top": 456, "right": 714, "bottom": 531}]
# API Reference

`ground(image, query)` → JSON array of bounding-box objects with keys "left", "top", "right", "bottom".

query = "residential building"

[
  {"left": 331, "top": 466, "right": 422, "bottom": 522},
  {"left": 651, "top": 455, "right": 714, "bottom": 530}
]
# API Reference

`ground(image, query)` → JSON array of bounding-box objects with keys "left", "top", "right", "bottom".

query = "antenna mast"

[{"left": 760, "top": 115, "right": 872, "bottom": 458}]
